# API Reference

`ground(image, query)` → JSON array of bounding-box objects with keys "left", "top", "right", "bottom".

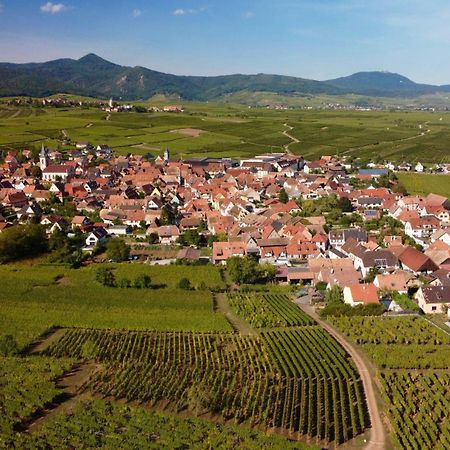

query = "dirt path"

[
  {"left": 25, "top": 328, "right": 67, "bottom": 355},
  {"left": 295, "top": 300, "right": 386, "bottom": 450},
  {"left": 283, "top": 123, "right": 299, "bottom": 154},
  {"left": 17, "top": 362, "right": 100, "bottom": 432},
  {"left": 214, "top": 293, "right": 256, "bottom": 336}
]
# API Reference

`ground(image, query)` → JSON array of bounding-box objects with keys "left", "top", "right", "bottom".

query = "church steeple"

[
  {"left": 39, "top": 143, "right": 48, "bottom": 170},
  {"left": 163, "top": 148, "right": 170, "bottom": 162}
]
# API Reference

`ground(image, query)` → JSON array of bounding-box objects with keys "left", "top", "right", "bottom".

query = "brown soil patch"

[{"left": 170, "top": 128, "right": 205, "bottom": 137}]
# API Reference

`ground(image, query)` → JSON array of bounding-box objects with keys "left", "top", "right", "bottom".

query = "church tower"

[
  {"left": 163, "top": 148, "right": 170, "bottom": 162},
  {"left": 39, "top": 144, "right": 48, "bottom": 170}
]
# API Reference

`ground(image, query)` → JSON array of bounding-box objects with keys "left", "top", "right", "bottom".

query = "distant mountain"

[
  {"left": 0, "top": 54, "right": 449, "bottom": 100},
  {"left": 325, "top": 71, "right": 450, "bottom": 97}
]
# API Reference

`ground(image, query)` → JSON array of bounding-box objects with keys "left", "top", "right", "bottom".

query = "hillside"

[{"left": 2, "top": 54, "right": 450, "bottom": 101}]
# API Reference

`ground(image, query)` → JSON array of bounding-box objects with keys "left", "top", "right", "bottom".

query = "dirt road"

[{"left": 296, "top": 300, "right": 386, "bottom": 450}]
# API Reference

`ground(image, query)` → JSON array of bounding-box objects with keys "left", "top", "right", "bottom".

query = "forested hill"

[{"left": 1, "top": 53, "right": 449, "bottom": 100}]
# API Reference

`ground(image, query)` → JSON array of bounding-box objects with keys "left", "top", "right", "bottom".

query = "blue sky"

[{"left": 0, "top": 0, "right": 449, "bottom": 84}]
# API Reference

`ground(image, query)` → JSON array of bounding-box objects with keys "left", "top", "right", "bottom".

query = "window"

[{"left": 431, "top": 306, "right": 437, "bottom": 311}]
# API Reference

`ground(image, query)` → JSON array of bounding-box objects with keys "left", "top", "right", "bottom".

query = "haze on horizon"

[{"left": 0, "top": 0, "right": 449, "bottom": 85}]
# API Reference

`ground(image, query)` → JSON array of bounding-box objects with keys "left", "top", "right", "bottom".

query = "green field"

[
  {"left": 397, "top": 172, "right": 450, "bottom": 198},
  {"left": 328, "top": 315, "right": 450, "bottom": 448},
  {"left": 0, "top": 264, "right": 230, "bottom": 347},
  {"left": 1, "top": 102, "right": 450, "bottom": 162}
]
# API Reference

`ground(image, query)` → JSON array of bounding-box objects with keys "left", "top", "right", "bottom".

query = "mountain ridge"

[{"left": 1, "top": 53, "right": 449, "bottom": 100}]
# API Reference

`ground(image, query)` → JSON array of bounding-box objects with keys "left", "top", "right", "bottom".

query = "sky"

[{"left": 0, "top": 0, "right": 449, "bottom": 84}]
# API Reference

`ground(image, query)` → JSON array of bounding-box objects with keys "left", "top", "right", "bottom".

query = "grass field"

[
  {"left": 0, "top": 264, "right": 230, "bottom": 347},
  {"left": 397, "top": 172, "right": 450, "bottom": 198},
  {"left": 1, "top": 102, "right": 450, "bottom": 162}
]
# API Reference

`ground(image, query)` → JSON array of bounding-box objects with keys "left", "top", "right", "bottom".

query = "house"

[
  {"left": 212, "top": 241, "right": 247, "bottom": 264},
  {"left": 177, "top": 247, "right": 202, "bottom": 262},
  {"left": 157, "top": 225, "right": 180, "bottom": 244},
  {"left": 416, "top": 286, "right": 450, "bottom": 314},
  {"left": 374, "top": 272, "right": 410, "bottom": 294},
  {"left": 85, "top": 228, "right": 108, "bottom": 247},
  {"left": 343, "top": 284, "right": 380, "bottom": 306},
  {"left": 329, "top": 228, "right": 368, "bottom": 249},
  {"left": 398, "top": 247, "right": 439, "bottom": 274}
]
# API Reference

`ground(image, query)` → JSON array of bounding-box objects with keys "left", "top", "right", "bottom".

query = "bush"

[
  {"left": 95, "top": 268, "right": 116, "bottom": 287},
  {"left": 178, "top": 278, "right": 192, "bottom": 290},
  {"left": 106, "top": 239, "right": 130, "bottom": 262},
  {"left": 133, "top": 274, "right": 152, "bottom": 289},
  {"left": 118, "top": 278, "right": 131, "bottom": 288},
  {"left": 0, "top": 335, "right": 19, "bottom": 356}
]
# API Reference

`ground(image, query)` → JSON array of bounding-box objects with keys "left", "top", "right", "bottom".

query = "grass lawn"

[
  {"left": 397, "top": 173, "right": 450, "bottom": 198},
  {"left": 0, "top": 264, "right": 230, "bottom": 347}
]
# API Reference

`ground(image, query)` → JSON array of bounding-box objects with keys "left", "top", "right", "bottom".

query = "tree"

[
  {"left": 30, "top": 165, "right": 42, "bottom": 178},
  {"left": 177, "top": 278, "right": 192, "bottom": 290},
  {"left": 0, "top": 335, "right": 19, "bottom": 356},
  {"left": 227, "top": 256, "right": 275, "bottom": 285},
  {"left": 133, "top": 274, "right": 152, "bottom": 289},
  {"left": 95, "top": 267, "right": 116, "bottom": 287},
  {"left": 325, "top": 286, "right": 344, "bottom": 304},
  {"left": 279, "top": 188, "right": 289, "bottom": 204},
  {"left": 106, "top": 238, "right": 130, "bottom": 262},
  {"left": 337, "top": 197, "right": 353, "bottom": 212},
  {"left": 0, "top": 224, "right": 48, "bottom": 263},
  {"left": 148, "top": 232, "right": 159, "bottom": 244},
  {"left": 159, "top": 206, "right": 175, "bottom": 226}
]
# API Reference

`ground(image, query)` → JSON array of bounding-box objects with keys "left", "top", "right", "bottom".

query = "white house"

[{"left": 416, "top": 286, "right": 450, "bottom": 314}]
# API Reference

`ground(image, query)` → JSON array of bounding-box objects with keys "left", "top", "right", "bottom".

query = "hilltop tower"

[
  {"left": 109, "top": 98, "right": 114, "bottom": 109},
  {"left": 39, "top": 143, "right": 48, "bottom": 170},
  {"left": 163, "top": 148, "right": 170, "bottom": 162}
]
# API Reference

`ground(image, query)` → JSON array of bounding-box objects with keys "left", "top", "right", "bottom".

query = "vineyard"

[
  {"left": 0, "top": 357, "right": 73, "bottom": 443},
  {"left": 381, "top": 372, "right": 450, "bottom": 449},
  {"left": 43, "top": 328, "right": 369, "bottom": 444},
  {"left": 328, "top": 316, "right": 450, "bottom": 369},
  {"left": 228, "top": 293, "right": 315, "bottom": 328},
  {"left": 14, "top": 398, "right": 317, "bottom": 449}
]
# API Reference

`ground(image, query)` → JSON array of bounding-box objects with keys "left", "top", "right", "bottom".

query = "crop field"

[
  {"left": 0, "top": 357, "right": 73, "bottom": 443},
  {"left": 328, "top": 316, "right": 450, "bottom": 369},
  {"left": 1, "top": 103, "right": 450, "bottom": 162},
  {"left": 15, "top": 398, "right": 317, "bottom": 450},
  {"left": 228, "top": 293, "right": 315, "bottom": 328},
  {"left": 380, "top": 372, "right": 450, "bottom": 450},
  {"left": 328, "top": 315, "right": 450, "bottom": 448},
  {"left": 43, "top": 327, "right": 369, "bottom": 444},
  {"left": 397, "top": 173, "right": 450, "bottom": 198},
  {"left": 0, "top": 264, "right": 230, "bottom": 347}
]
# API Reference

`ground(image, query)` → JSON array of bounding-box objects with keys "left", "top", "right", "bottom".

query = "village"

[{"left": 1, "top": 142, "right": 450, "bottom": 318}]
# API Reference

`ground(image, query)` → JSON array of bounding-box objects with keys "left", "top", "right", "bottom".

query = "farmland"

[
  {"left": 228, "top": 293, "right": 315, "bottom": 328},
  {"left": 397, "top": 172, "right": 450, "bottom": 198},
  {"left": 328, "top": 315, "right": 450, "bottom": 448},
  {"left": 43, "top": 327, "right": 369, "bottom": 444},
  {"left": 0, "top": 264, "right": 230, "bottom": 347},
  {"left": 1, "top": 101, "right": 450, "bottom": 162}
]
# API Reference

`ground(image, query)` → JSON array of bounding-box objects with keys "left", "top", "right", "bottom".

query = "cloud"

[
  {"left": 132, "top": 8, "right": 142, "bottom": 18},
  {"left": 243, "top": 11, "right": 254, "bottom": 19},
  {"left": 173, "top": 6, "right": 207, "bottom": 16},
  {"left": 40, "top": 2, "right": 68, "bottom": 14}
]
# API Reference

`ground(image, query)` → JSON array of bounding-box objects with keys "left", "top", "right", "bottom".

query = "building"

[
  {"left": 416, "top": 286, "right": 450, "bottom": 314},
  {"left": 343, "top": 284, "right": 379, "bottom": 306}
]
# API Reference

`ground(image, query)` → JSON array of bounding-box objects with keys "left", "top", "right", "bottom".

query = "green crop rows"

[
  {"left": 43, "top": 328, "right": 369, "bottom": 444},
  {"left": 381, "top": 372, "right": 450, "bottom": 450},
  {"left": 228, "top": 293, "right": 315, "bottom": 328}
]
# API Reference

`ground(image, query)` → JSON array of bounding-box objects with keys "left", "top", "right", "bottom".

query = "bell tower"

[{"left": 39, "top": 143, "right": 48, "bottom": 170}]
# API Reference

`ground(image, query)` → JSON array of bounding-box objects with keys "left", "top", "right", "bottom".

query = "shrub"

[
  {"left": 178, "top": 278, "right": 192, "bottom": 290},
  {"left": 133, "top": 274, "right": 152, "bottom": 289},
  {"left": 0, "top": 335, "right": 19, "bottom": 356},
  {"left": 95, "top": 268, "right": 116, "bottom": 287}
]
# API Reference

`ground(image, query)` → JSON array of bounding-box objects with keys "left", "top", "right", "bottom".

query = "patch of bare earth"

[{"left": 170, "top": 128, "right": 205, "bottom": 137}]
